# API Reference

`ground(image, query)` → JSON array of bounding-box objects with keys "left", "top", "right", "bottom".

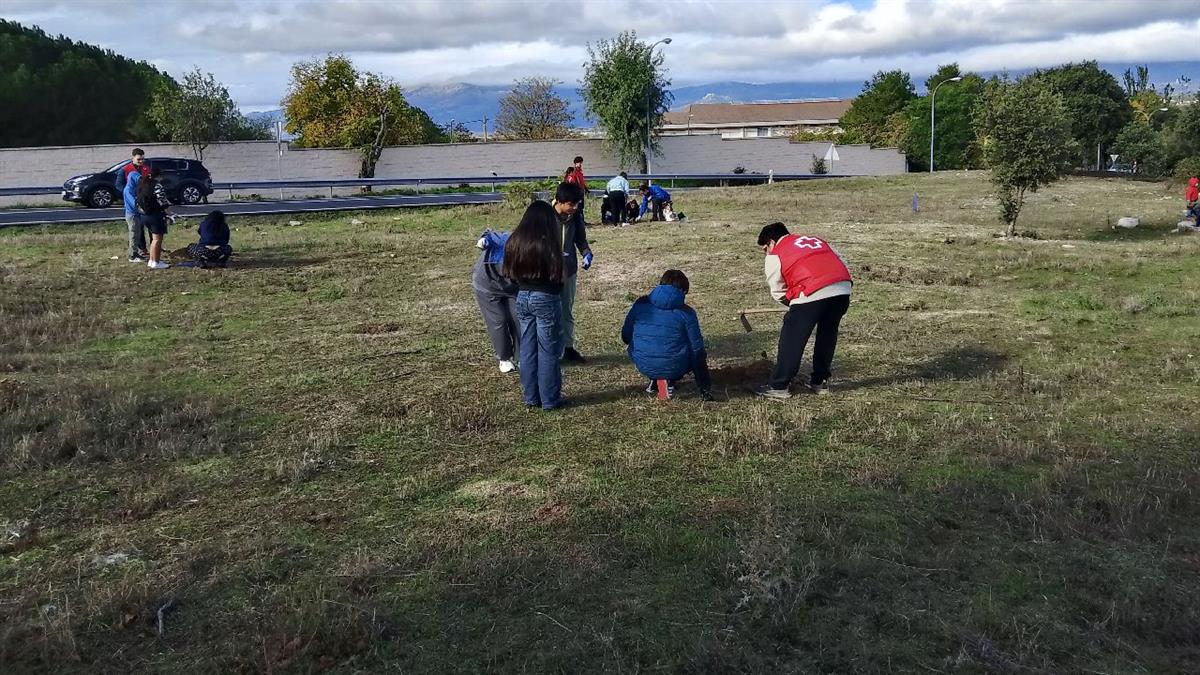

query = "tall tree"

[
  {"left": 1122, "top": 65, "right": 1173, "bottom": 126},
  {"left": 580, "top": 31, "right": 672, "bottom": 172},
  {"left": 149, "top": 68, "right": 268, "bottom": 161},
  {"left": 975, "top": 77, "right": 1078, "bottom": 237},
  {"left": 495, "top": 77, "right": 573, "bottom": 140},
  {"left": 902, "top": 64, "right": 986, "bottom": 171},
  {"left": 0, "top": 20, "right": 174, "bottom": 147},
  {"left": 1030, "top": 61, "right": 1131, "bottom": 168},
  {"left": 282, "top": 54, "right": 439, "bottom": 177},
  {"left": 838, "top": 70, "right": 916, "bottom": 147},
  {"left": 1112, "top": 122, "right": 1167, "bottom": 176}
]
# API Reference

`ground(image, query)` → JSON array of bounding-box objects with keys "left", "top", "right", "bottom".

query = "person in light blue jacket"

[
  {"left": 604, "top": 172, "right": 631, "bottom": 224},
  {"left": 620, "top": 269, "right": 714, "bottom": 400},
  {"left": 473, "top": 229, "right": 520, "bottom": 373}
]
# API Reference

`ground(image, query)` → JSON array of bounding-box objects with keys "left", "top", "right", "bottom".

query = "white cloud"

[{"left": 2, "top": 0, "right": 1196, "bottom": 107}]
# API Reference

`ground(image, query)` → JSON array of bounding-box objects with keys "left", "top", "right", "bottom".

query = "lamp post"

[
  {"left": 929, "top": 75, "right": 962, "bottom": 173},
  {"left": 645, "top": 37, "right": 672, "bottom": 178}
]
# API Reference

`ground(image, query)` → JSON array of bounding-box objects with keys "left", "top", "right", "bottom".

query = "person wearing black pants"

[
  {"left": 753, "top": 222, "right": 853, "bottom": 399},
  {"left": 769, "top": 295, "right": 850, "bottom": 391}
]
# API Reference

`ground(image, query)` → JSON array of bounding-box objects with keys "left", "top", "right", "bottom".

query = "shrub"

[
  {"left": 500, "top": 177, "right": 558, "bottom": 207},
  {"left": 1172, "top": 156, "right": 1200, "bottom": 183},
  {"left": 810, "top": 154, "right": 828, "bottom": 175}
]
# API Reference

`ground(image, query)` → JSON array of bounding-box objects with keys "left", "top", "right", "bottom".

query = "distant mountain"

[
  {"left": 670, "top": 81, "right": 863, "bottom": 108},
  {"left": 245, "top": 109, "right": 292, "bottom": 139},
  {"left": 402, "top": 80, "right": 864, "bottom": 129},
  {"left": 244, "top": 61, "right": 1200, "bottom": 135},
  {"left": 403, "top": 82, "right": 589, "bottom": 133}
]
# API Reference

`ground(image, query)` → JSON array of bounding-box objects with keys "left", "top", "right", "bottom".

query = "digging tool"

[{"left": 738, "top": 307, "right": 788, "bottom": 332}]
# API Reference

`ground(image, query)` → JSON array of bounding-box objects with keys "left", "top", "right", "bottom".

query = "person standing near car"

[
  {"left": 137, "top": 167, "right": 172, "bottom": 270},
  {"left": 120, "top": 148, "right": 151, "bottom": 187},
  {"left": 120, "top": 149, "right": 152, "bottom": 262},
  {"left": 122, "top": 167, "right": 148, "bottom": 262}
]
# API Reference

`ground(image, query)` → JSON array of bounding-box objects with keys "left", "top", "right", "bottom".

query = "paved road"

[{"left": 0, "top": 192, "right": 503, "bottom": 227}]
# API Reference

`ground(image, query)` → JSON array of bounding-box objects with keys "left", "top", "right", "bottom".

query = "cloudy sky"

[{"left": 4, "top": 0, "right": 1198, "bottom": 110}]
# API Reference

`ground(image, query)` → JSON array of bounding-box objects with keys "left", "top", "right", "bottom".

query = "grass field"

[{"left": 2, "top": 172, "right": 1198, "bottom": 673}]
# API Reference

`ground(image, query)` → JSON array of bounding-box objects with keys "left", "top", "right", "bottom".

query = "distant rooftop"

[{"left": 663, "top": 99, "right": 852, "bottom": 127}]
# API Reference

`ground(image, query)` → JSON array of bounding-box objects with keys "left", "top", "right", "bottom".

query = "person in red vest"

[
  {"left": 1185, "top": 176, "right": 1198, "bottom": 220},
  {"left": 566, "top": 156, "right": 589, "bottom": 222},
  {"left": 754, "top": 222, "right": 852, "bottom": 399}
]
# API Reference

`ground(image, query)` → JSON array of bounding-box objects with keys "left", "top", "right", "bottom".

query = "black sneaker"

[{"left": 562, "top": 347, "right": 587, "bottom": 364}]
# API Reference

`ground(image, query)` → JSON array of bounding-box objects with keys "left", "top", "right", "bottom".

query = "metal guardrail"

[{"left": 0, "top": 173, "right": 839, "bottom": 198}]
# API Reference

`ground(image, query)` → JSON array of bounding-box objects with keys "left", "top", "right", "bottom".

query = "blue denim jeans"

[{"left": 516, "top": 290, "right": 564, "bottom": 409}]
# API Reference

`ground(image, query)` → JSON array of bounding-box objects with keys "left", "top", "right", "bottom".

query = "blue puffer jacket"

[{"left": 620, "top": 284, "right": 705, "bottom": 379}]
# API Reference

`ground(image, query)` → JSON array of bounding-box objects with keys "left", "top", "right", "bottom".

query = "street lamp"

[
  {"left": 929, "top": 75, "right": 962, "bottom": 173},
  {"left": 646, "top": 37, "right": 672, "bottom": 178}
]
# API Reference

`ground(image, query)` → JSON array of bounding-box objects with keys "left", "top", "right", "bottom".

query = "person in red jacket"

[
  {"left": 1185, "top": 176, "right": 1198, "bottom": 220},
  {"left": 121, "top": 147, "right": 151, "bottom": 185},
  {"left": 754, "top": 222, "right": 852, "bottom": 399}
]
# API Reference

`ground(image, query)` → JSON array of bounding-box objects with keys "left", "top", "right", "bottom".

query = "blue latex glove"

[{"left": 582, "top": 251, "right": 593, "bottom": 270}]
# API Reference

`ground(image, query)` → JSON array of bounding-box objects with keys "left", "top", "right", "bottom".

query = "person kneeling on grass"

[
  {"left": 474, "top": 228, "right": 520, "bottom": 374},
  {"left": 504, "top": 200, "right": 567, "bottom": 411},
  {"left": 621, "top": 269, "right": 714, "bottom": 401},
  {"left": 182, "top": 210, "right": 233, "bottom": 268},
  {"left": 755, "top": 222, "right": 852, "bottom": 400},
  {"left": 136, "top": 166, "right": 172, "bottom": 270}
]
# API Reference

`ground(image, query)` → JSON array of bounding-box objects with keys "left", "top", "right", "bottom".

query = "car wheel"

[
  {"left": 87, "top": 187, "right": 116, "bottom": 208},
  {"left": 179, "top": 184, "right": 203, "bottom": 205}
]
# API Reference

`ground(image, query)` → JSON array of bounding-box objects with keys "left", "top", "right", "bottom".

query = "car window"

[
  {"left": 175, "top": 160, "right": 189, "bottom": 171},
  {"left": 105, "top": 160, "right": 130, "bottom": 173}
]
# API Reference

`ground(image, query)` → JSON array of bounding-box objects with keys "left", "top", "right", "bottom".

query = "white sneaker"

[
  {"left": 147, "top": 260, "right": 170, "bottom": 270},
  {"left": 498, "top": 360, "right": 517, "bottom": 373}
]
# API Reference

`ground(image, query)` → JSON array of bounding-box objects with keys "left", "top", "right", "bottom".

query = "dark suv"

[{"left": 62, "top": 157, "right": 214, "bottom": 208}]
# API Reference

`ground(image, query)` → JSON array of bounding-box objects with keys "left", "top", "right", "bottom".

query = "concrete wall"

[{"left": 0, "top": 137, "right": 905, "bottom": 206}]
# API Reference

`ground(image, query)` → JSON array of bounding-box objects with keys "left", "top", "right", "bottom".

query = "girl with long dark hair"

[{"left": 503, "top": 201, "right": 566, "bottom": 410}]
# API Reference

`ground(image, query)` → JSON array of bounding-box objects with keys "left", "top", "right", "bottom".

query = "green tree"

[
  {"left": 0, "top": 20, "right": 174, "bottom": 147},
  {"left": 149, "top": 68, "right": 268, "bottom": 161},
  {"left": 1030, "top": 61, "right": 1131, "bottom": 168},
  {"left": 580, "top": 31, "right": 672, "bottom": 172},
  {"left": 902, "top": 64, "right": 985, "bottom": 171},
  {"left": 1123, "top": 65, "right": 1174, "bottom": 126},
  {"left": 495, "top": 77, "right": 573, "bottom": 140},
  {"left": 1112, "top": 122, "right": 1167, "bottom": 176},
  {"left": 839, "top": 70, "right": 916, "bottom": 146},
  {"left": 1162, "top": 103, "right": 1200, "bottom": 169},
  {"left": 975, "top": 77, "right": 1078, "bottom": 237},
  {"left": 282, "top": 54, "right": 439, "bottom": 177}
]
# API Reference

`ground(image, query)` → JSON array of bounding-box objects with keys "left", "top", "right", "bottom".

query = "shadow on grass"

[
  {"left": 565, "top": 344, "right": 1009, "bottom": 404},
  {"left": 227, "top": 251, "right": 337, "bottom": 270},
  {"left": 837, "top": 345, "right": 1010, "bottom": 392}
]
